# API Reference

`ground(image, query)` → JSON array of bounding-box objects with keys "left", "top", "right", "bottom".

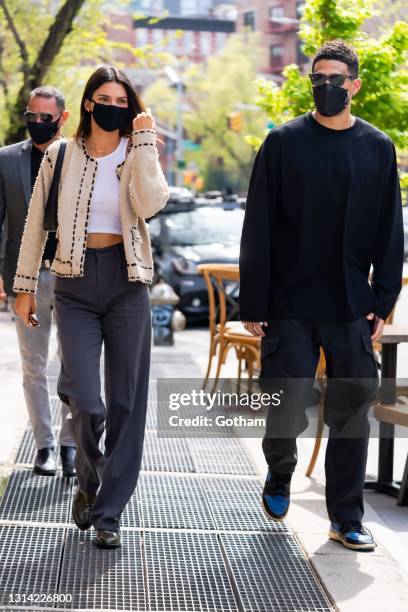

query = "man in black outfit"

[{"left": 239, "top": 40, "right": 404, "bottom": 551}]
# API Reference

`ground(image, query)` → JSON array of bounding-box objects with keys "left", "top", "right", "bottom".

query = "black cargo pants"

[{"left": 259, "top": 317, "right": 378, "bottom": 524}]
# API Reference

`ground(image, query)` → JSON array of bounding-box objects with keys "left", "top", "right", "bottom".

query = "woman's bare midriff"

[{"left": 86, "top": 233, "right": 124, "bottom": 248}]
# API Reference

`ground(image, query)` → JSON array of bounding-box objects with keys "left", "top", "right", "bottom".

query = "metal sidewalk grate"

[
  {"left": 221, "top": 532, "right": 333, "bottom": 612},
  {"left": 187, "top": 436, "right": 257, "bottom": 475},
  {"left": 121, "top": 491, "right": 142, "bottom": 529},
  {"left": 145, "top": 399, "right": 158, "bottom": 429},
  {"left": 56, "top": 528, "right": 146, "bottom": 610},
  {"left": 145, "top": 400, "right": 174, "bottom": 431},
  {"left": 0, "top": 470, "right": 71, "bottom": 525},
  {"left": 138, "top": 472, "right": 215, "bottom": 531},
  {"left": 0, "top": 359, "right": 334, "bottom": 612},
  {"left": 0, "top": 525, "right": 65, "bottom": 606},
  {"left": 144, "top": 531, "right": 239, "bottom": 612},
  {"left": 141, "top": 430, "right": 195, "bottom": 473},
  {"left": 200, "top": 475, "right": 288, "bottom": 533}
]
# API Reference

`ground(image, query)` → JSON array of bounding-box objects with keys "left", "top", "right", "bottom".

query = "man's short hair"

[
  {"left": 312, "top": 40, "right": 359, "bottom": 78},
  {"left": 28, "top": 86, "right": 65, "bottom": 111}
]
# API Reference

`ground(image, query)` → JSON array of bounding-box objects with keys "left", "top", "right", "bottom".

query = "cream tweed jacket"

[{"left": 13, "top": 129, "right": 169, "bottom": 294}]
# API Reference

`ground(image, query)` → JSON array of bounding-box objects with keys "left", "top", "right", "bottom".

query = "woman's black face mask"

[{"left": 89, "top": 99, "right": 130, "bottom": 132}]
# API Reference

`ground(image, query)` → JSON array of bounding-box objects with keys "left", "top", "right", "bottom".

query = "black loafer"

[
  {"left": 95, "top": 529, "right": 121, "bottom": 549},
  {"left": 60, "top": 445, "right": 77, "bottom": 478},
  {"left": 72, "top": 490, "right": 96, "bottom": 531},
  {"left": 33, "top": 447, "right": 57, "bottom": 476}
]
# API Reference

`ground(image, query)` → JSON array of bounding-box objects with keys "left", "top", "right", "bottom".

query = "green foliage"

[
  {"left": 300, "top": 0, "right": 375, "bottom": 54},
  {"left": 0, "top": 0, "right": 164, "bottom": 144},
  {"left": 251, "top": 0, "right": 408, "bottom": 151},
  {"left": 144, "top": 33, "right": 268, "bottom": 192}
]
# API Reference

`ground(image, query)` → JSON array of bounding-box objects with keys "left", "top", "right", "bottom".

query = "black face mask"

[
  {"left": 27, "top": 116, "right": 61, "bottom": 145},
  {"left": 90, "top": 100, "right": 130, "bottom": 132},
  {"left": 313, "top": 83, "right": 349, "bottom": 117}
]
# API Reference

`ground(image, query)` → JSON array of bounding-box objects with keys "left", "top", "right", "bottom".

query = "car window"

[
  {"left": 164, "top": 207, "right": 244, "bottom": 246},
  {"left": 148, "top": 217, "right": 161, "bottom": 239}
]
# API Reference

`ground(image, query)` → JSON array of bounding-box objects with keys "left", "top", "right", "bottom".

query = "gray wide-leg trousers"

[{"left": 53, "top": 242, "right": 152, "bottom": 531}]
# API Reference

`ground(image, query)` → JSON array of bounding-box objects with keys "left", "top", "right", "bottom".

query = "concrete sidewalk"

[{"left": 1, "top": 300, "right": 408, "bottom": 611}]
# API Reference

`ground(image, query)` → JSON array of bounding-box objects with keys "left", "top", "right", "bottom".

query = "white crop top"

[{"left": 87, "top": 137, "right": 128, "bottom": 235}]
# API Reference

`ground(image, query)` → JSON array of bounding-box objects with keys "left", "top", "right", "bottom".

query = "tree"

[
  {"left": 0, "top": 0, "right": 166, "bottom": 144},
  {"left": 247, "top": 0, "right": 408, "bottom": 153},
  {"left": 0, "top": 0, "right": 91, "bottom": 143},
  {"left": 144, "top": 33, "right": 268, "bottom": 192}
]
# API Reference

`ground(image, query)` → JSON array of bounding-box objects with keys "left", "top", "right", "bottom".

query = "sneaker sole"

[
  {"left": 329, "top": 529, "right": 376, "bottom": 551},
  {"left": 261, "top": 495, "right": 289, "bottom": 522}
]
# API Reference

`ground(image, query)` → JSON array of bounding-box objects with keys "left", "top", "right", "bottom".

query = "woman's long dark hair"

[{"left": 75, "top": 65, "right": 146, "bottom": 141}]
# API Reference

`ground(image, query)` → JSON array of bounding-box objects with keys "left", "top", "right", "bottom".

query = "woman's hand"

[
  {"left": 14, "top": 293, "right": 37, "bottom": 327},
  {"left": 132, "top": 107, "right": 156, "bottom": 132}
]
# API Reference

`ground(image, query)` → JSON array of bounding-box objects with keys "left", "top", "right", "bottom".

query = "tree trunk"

[{"left": 4, "top": 0, "right": 86, "bottom": 144}]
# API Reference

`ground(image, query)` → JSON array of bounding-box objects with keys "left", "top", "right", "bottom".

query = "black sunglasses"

[
  {"left": 308, "top": 72, "right": 355, "bottom": 87},
  {"left": 24, "top": 110, "right": 61, "bottom": 124}
]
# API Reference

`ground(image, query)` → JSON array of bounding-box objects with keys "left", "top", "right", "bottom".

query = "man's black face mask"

[
  {"left": 313, "top": 83, "right": 349, "bottom": 117},
  {"left": 27, "top": 116, "right": 61, "bottom": 145}
]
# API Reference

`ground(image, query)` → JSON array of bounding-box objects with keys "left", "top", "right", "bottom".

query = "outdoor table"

[{"left": 364, "top": 325, "right": 408, "bottom": 505}]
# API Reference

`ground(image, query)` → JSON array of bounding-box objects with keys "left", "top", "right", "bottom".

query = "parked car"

[
  {"left": 148, "top": 203, "right": 244, "bottom": 322},
  {"left": 167, "top": 186, "right": 195, "bottom": 204}
]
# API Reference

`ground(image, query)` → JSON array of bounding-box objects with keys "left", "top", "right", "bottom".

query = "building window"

[
  {"left": 269, "top": 44, "right": 284, "bottom": 68},
  {"left": 243, "top": 11, "right": 255, "bottom": 31},
  {"left": 296, "top": 39, "right": 308, "bottom": 66},
  {"left": 296, "top": 1, "right": 305, "bottom": 20},
  {"left": 268, "top": 5, "right": 284, "bottom": 21}
]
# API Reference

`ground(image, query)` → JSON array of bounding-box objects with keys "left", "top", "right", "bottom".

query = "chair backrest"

[{"left": 197, "top": 264, "right": 240, "bottom": 337}]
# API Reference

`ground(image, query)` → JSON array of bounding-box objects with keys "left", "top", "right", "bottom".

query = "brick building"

[{"left": 235, "top": 0, "right": 308, "bottom": 81}]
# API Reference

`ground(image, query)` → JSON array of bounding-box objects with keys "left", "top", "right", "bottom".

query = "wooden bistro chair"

[
  {"left": 197, "top": 263, "right": 261, "bottom": 395},
  {"left": 306, "top": 276, "right": 408, "bottom": 478}
]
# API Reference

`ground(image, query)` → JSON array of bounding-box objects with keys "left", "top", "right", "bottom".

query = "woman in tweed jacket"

[{"left": 14, "top": 65, "right": 169, "bottom": 549}]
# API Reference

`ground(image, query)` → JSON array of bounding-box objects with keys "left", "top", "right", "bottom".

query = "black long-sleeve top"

[
  {"left": 31, "top": 145, "right": 57, "bottom": 262},
  {"left": 239, "top": 112, "right": 404, "bottom": 322}
]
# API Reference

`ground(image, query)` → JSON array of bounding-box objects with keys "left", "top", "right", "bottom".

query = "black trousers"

[
  {"left": 54, "top": 242, "right": 152, "bottom": 531},
  {"left": 259, "top": 317, "right": 378, "bottom": 523}
]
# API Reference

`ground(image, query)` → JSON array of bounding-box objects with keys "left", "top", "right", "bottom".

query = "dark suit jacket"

[{"left": 0, "top": 139, "right": 34, "bottom": 297}]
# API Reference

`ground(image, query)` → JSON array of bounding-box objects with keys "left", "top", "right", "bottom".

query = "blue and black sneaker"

[
  {"left": 329, "top": 521, "right": 376, "bottom": 551},
  {"left": 262, "top": 470, "right": 291, "bottom": 521}
]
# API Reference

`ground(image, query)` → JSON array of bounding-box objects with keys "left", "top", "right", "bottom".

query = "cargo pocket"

[{"left": 260, "top": 336, "right": 280, "bottom": 361}]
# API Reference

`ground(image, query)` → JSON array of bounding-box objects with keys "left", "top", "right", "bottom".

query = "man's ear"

[
  {"left": 60, "top": 110, "right": 70, "bottom": 126},
  {"left": 351, "top": 78, "right": 362, "bottom": 97}
]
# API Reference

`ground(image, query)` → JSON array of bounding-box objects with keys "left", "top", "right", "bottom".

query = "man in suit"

[{"left": 0, "top": 85, "right": 76, "bottom": 477}]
